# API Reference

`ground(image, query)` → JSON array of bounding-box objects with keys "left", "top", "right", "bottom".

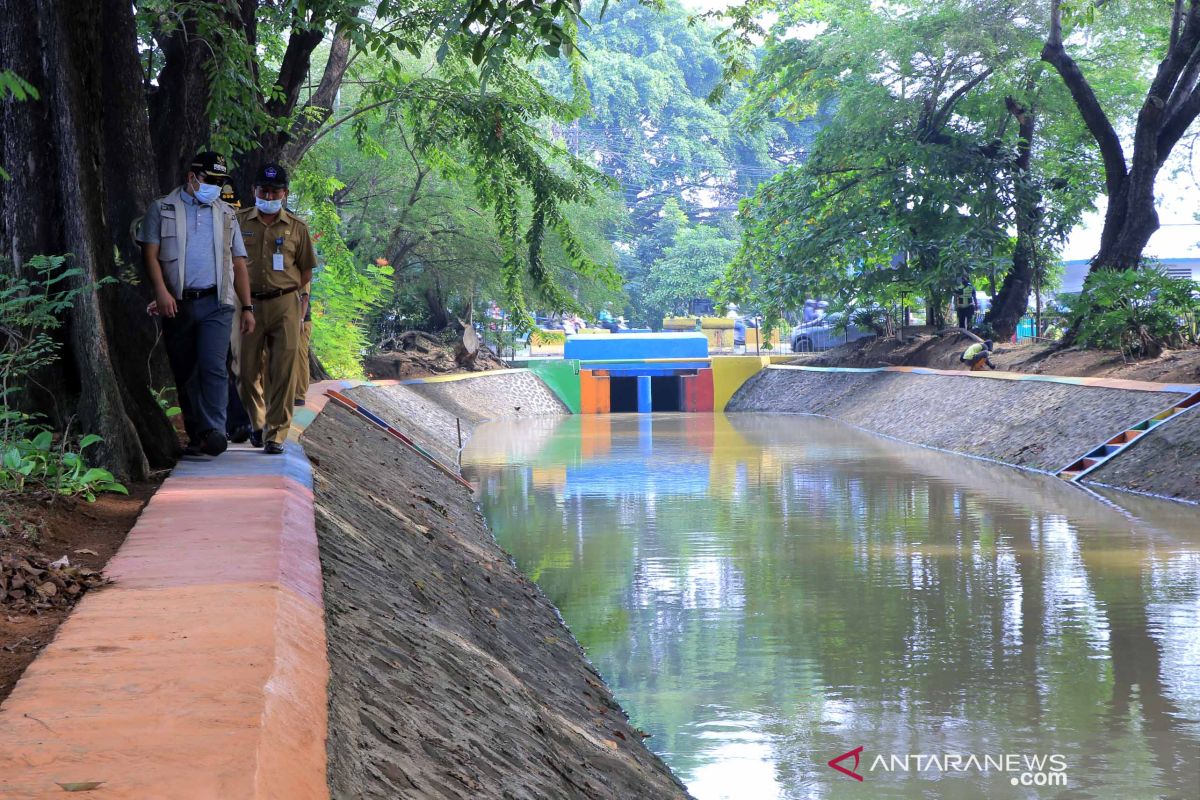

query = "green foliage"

[
  {"left": 531, "top": 0, "right": 811, "bottom": 325},
  {"left": 151, "top": 387, "right": 182, "bottom": 418},
  {"left": 300, "top": 39, "right": 624, "bottom": 337},
  {"left": 1, "top": 256, "right": 88, "bottom": 441},
  {"left": 0, "top": 255, "right": 124, "bottom": 501},
  {"left": 1065, "top": 268, "right": 1200, "bottom": 357},
  {"left": 294, "top": 171, "right": 395, "bottom": 379},
  {"left": 643, "top": 224, "right": 739, "bottom": 320},
  {"left": 711, "top": 0, "right": 1122, "bottom": 324},
  {"left": 1, "top": 432, "right": 129, "bottom": 502}
]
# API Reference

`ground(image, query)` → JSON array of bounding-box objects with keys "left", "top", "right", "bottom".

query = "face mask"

[
  {"left": 255, "top": 196, "right": 283, "bottom": 215},
  {"left": 194, "top": 182, "right": 221, "bottom": 205}
]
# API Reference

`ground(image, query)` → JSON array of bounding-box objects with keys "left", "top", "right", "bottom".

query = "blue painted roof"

[{"left": 564, "top": 332, "right": 709, "bottom": 361}]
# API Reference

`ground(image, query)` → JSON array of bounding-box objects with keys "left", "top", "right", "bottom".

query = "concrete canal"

[{"left": 462, "top": 412, "right": 1200, "bottom": 799}]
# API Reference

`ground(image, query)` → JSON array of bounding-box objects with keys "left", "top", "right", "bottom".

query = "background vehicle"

[{"left": 790, "top": 312, "right": 876, "bottom": 352}]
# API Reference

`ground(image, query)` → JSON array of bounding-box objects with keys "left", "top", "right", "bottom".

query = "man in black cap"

[
  {"left": 138, "top": 151, "right": 255, "bottom": 456},
  {"left": 236, "top": 162, "right": 317, "bottom": 454}
]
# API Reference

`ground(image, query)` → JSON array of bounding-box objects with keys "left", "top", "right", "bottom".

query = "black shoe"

[
  {"left": 264, "top": 441, "right": 284, "bottom": 455},
  {"left": 200, "top": 429, "right": 228, "bottom": 457},
  {"left": 294, "top": 399, "right": 305, "bottom": 407},
  {"left": 249, "top": 429, "right": 264, "bottom": 448},
  {"left": 228, "top": 424, "right": 251, "bottom": 444},
  {"left": 183, "top": 441, "right": 203, "bottom": 457}
]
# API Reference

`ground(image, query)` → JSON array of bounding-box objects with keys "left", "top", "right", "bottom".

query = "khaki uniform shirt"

[{"left": 236, "top": 207, "right": 317, "bottom": 293}]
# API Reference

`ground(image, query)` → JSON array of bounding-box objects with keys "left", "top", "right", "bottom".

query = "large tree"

[
  {"left": 1043, "top": 0, "right": 1200, "bottom": 272},
  {"left": 0, "top": 0, "right": 606, "bottom": 479},
  {"left": 714, "top": 0, "right": 1104, "bottom": 336}
]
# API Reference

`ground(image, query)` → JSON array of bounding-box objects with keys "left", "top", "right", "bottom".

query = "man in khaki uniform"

[
  {"left": 236, "top": 163, "right": 317, "bottom": 454},
  {"left": 295, "top": 299, "right": 312, "bottom": 406}
]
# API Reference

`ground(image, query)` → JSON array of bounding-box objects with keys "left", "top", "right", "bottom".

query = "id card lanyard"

[{"left": 272, "top": 236, "right": 285, "bottom": 271}]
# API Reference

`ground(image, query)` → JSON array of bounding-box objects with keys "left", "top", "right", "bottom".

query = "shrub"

[
  {"left": 0, "top": 255, "right": 125, "bottom": 501},
  {"left": 1064, "top": 267, "right": 1200, "bottom": 357},
  {"left": 1, "top": 431, "right": 128, "bottom": 501}
]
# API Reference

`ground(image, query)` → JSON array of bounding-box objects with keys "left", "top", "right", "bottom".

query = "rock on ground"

[{"left": 303, "top": 403, "right": 690, "bottom": 800}]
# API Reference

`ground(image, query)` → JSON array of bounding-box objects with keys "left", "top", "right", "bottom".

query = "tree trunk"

[
  {"left": 308, "top": 350, "right": 332, "bottom": 382},
  {"left": 98, "top": 0, "right": 179, "bottom": 468},
  {"left": 986, "top": 98, "right": 1039, "bottom": 340},
  {"left": 1043, "top": 0, "right": 1200, "bottom": 273},
  {"left": 147, "top": 13, "right": 212, "bottom": 193},
  {"left": 1088, "top": 171, "right": 1161, "bottom": 271},
  {"left": 36, "top": 0, "right": 148, "bottom": 481}
]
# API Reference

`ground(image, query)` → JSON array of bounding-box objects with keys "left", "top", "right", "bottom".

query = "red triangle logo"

[{"left": 828, "top": 746, "right": 864, "bottom": 781}]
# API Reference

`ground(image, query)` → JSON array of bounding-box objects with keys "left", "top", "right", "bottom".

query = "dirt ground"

[
  {"left": 0, "top": 482, "right": 158, "bottom": 702},
  {"left": 303, "top": 404, "right": 689, "bottom": 799},
  {"left": 364, "top": 332, "right": 508, "bottom": 381},
  {"left": 793, "top": 333, "right": 1200, "bottom": 385}
]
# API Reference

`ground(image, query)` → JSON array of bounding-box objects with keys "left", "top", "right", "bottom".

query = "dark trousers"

[
  {"left": 226, "top": 361, "right": 251, "bottom": 435},
  {"left": 163, "top": 294, "right": 234, "bottom": 442},
  {"left": 956, "top": 307, "right": 975, "bottom": 329}
]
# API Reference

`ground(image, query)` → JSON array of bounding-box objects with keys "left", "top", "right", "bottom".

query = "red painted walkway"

[{"left": 0, "top": 380, "right": 387, "bottom": 799}]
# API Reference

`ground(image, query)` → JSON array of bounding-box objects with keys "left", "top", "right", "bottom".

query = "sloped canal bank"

[{"left": 301, "top": 380, "right": 690, "bottom": 799}]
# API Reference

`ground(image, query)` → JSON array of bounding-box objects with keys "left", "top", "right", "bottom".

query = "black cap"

[
  {"left": 190, "top": 151, "right": 229, "bottom": 180},
  {"left": 220, "top": 183, "right": 240, "bottom": 208},
  {"left": 254, "top": 163, "right": 289, "bottom": 188}
]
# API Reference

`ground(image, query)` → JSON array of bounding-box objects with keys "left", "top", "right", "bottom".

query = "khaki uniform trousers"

[
  {"left": 239, "top": 293, "right": 301, "bottom": 445},
  {"left": 295, "top": 319, "right": 312, "bottom": 404}
]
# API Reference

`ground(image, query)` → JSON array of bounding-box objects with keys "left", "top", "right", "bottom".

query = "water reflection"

[{"left": 462, "top": 413, "right": 1200, "bottom": 799}]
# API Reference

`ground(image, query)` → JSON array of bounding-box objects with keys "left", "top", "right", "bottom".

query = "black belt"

[
  {"left": 251, "top": 286, "right": 298, "bottom": 301},
  {"left": 180, "top": 286, "right": 217, "bottom": 300}
]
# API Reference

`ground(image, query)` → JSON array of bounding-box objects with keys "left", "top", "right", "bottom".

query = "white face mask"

[
  {"left": 255, "top": 196, "right": 283, "bottom": 215},
  {"left": 193, "top": 181, "right": 221, "bottom": 205}
]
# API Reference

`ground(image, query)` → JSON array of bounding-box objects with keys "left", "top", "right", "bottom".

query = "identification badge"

[{"left": 272, "top": 253, "right": 284, "bottom": 271}]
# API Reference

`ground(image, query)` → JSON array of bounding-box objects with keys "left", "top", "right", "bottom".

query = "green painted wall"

[{"left": 524, "top": 360, "right": 582, "bottom": 414}]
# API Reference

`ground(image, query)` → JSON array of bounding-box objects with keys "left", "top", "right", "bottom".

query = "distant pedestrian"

[
  {"left": 961, "top": 339, "right": 996, "bottom": 371},
  {"left": 955, "top": 277, "right": 978, "bottom": 330},
  {"left": 236, "top": 163, "right": 317, "bottom": 455},
  {"left": 138, "top": 151, "right": 255, "bottom": 457},
  {"left": 802, "top": 299, "right": 817, "bottom": 323},
  {"left": 733, "top": 316, "right": 747, "bottom": 354}
]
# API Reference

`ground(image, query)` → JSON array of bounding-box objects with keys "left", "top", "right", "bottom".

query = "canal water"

[{"left": 461, "top": 414, "right": 1200, "bottom": 799}]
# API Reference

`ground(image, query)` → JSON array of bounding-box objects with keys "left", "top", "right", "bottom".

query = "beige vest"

[{"left": 152, "top": 186, "right": 239, "bottom": 307}]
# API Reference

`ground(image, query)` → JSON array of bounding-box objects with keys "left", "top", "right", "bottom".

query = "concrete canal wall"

[
  {"left": 728, "top": 365, "right": 1200, "bottom": 502},
  {"left": 302, "top": 375, "right": 691, "bottom": 799}
]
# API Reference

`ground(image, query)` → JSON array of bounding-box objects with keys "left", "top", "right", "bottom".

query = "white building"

[{"left": 1060, "top": 222, "right": 1200, "bottom": 293}]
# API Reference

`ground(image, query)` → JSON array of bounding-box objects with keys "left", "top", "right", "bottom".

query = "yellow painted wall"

[{"left": 711, "top": 356, "right": 772, "bottom": 411}]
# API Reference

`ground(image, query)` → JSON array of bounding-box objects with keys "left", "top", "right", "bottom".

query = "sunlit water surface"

[{"left": 461, "top": 414, "right": 1200, "bottom": 799}]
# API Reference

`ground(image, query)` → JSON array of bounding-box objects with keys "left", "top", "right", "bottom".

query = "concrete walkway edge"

[{"left": 0, "top": 379, "right": 393, "bottom": 799}]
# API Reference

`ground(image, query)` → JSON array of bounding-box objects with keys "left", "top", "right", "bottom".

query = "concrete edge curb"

[
  {"left": 0, "top": 379, "right": 400, "bottom": 799},
  {"left": 765, "top": 363, "right": 1200, "bottom": 394}
]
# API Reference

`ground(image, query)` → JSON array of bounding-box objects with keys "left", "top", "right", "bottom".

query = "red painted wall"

[{"left": 682, "top": 369, "right": 714, "bottom": 412}]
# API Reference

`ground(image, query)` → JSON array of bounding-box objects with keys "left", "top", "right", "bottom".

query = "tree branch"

[
  {"left": 1042, "top": 0, "right": 1126, "bottom": 194},
  {"left": 265, "top": 13, "right": 324, "bottom": 119},
  {"left": 1158, "top": 78, "right": 1200, "bottom": 159},
  {"left": 927, "top": 67, "right": 994, "bottom": 136},
  {"left": 281, "top": 24, "right": 353, "bottom": 165}
]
